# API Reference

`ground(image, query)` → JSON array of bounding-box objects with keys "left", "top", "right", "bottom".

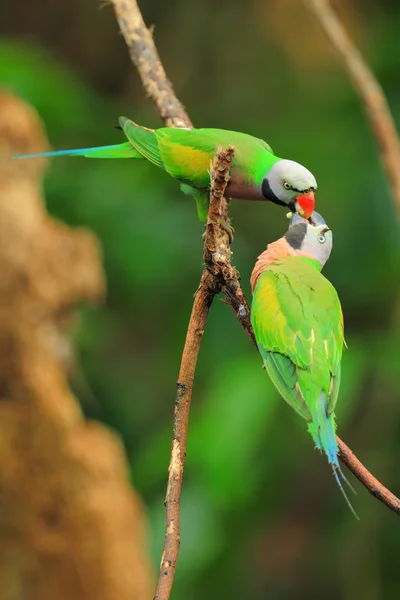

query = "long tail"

[
  {"left": 13, "top": 142, "right": 144, "bottom": 160},
  {"left": 308, "top": 393, "right": 359, "bottom": 519}
]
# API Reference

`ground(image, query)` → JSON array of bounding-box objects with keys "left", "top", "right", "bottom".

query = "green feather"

[
  {"left": 14, "top": 118, "right": 284, "bottom": 219},
  {"left": 120, "top": 118, "right": 164, "bottom": 169},
  {"left": 14, "top": 117, "right": 280, "bottom": 194},
  {"left": 252, "top": 255, "right": 358, "bottom": 517},
  {"left": 251, "top": 256, "right": 344, "bottom": 428},
  {"left": 156, "top": 127, "right": 278, "bottom": 189}
]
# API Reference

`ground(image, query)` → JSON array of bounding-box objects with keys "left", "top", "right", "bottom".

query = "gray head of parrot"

[
  {"left": 261, "top": 159, "right": 317, "bottom": 217},
  {"left": 285, "top": 210, "right": 332, "bottom": 267}
]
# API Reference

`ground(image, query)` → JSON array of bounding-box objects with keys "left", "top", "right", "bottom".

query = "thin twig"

[
  {"left": 154, "top": 270, "right": 218, "bottom": 600},
  {"left": 111, "top": 0, "right": 192, "bottom": 128},
  {"left": 337, "top": 437, "right": 400, "bottom": 515},
  {"left": 224, "top": 279, "right": 257, "bottom": 348},
  {"left": 306, "top": 0, "right": 400, "bottom": 215}
]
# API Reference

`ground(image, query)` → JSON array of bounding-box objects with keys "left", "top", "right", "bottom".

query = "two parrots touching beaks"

[{"left": 15, "top": 116, "right": 356, "bottom": 514}]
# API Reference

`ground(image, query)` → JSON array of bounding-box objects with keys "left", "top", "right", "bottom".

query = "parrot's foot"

[
  {"left": 219, "top": 216, "right": 235, "bottom": 244},
  {"left": 201, "top": 216, "right": 234, "bottom": 244},
  {"left": 202, "top": 218, "right": 234, "bottom": 243}
]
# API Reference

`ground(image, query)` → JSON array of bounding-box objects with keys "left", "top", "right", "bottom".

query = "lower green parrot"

[
  {"left": 250, "top": 211, "right": 357, "bottom": 516},
  {"left": 14, "top": 118, "right": 317, "bottom": 221}
]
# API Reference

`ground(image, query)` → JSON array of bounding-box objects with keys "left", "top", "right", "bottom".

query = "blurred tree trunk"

[{"left": 0, "top": 91, "right": 153, "bottom": 600}]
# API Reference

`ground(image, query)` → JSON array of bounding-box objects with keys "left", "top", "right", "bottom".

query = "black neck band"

[{"left": 261, "top": 178, "right": 286, "bottom": 207}]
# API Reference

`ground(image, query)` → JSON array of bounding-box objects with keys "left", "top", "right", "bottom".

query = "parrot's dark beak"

[
  {"left": 308, "top": 210, "right": 327, "bottom": 227},
  {"left": 294, "top": 191, "right": 315, "bottom": 219},
  {"left": 289, "top": 212, "right": 308, "bottom": 227},
  {"left": 289, "top": 210, "right": 327, "bottom": 228}
]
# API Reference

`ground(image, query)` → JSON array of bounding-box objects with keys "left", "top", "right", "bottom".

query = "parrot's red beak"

[{"left": 295, "top": 191, "right": 315, "bottom": 219}]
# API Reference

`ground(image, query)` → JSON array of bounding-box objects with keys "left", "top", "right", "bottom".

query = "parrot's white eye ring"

[
  {"left": 283, "top": 181, "right": 292, "bottom": 190},
  {"left": 317, "top": 234, "right": 326, "bottom": 244}
]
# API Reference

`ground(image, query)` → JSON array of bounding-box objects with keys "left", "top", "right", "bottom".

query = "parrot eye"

[
  {"left": 283, "top": 181, "right": 292, "bottom": 190},
  {"left": 317, "top": 233, "right": 326, "bottom": 244}
]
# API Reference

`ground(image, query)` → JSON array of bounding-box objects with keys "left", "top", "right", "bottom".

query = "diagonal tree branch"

[
  {"left": 337, "top": 438, "right": 399, "bottom": 515},
  {"left": 306, "top": 0, "right": 400, "bottom": 215},
  {"left": 111, "top": 0, "right": 192, "bottom": 128},
  {"left": 109, "top": 0, "right": 400, "bottom": 597}
]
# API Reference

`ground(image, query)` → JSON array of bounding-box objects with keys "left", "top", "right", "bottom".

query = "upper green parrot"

[
  {"left": 14, "top": 117, "right": 317, "bottom": 221},
  {"left": 250, "top": 211, "right": 356, "bottom": 515}
]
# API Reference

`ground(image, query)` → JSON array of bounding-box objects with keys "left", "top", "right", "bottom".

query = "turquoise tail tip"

[
  {"left": 308, "top": 393, "right": 339, "bottom": 467},
  {"left": 12, "top": 142, "right": 138, "bottom": 160},
  {"left": 309, "top": 393, "right": 359, "bottom": 518},
  {"left": 332, "top": 464, "right": 359, "bottom": 520}
]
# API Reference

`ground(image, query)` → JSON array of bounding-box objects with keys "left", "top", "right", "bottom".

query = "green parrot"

[
  {"left": 14, "top": 117, "right": 317, "bottom": 222},
  {"left": 250, "top": 211, "right": 357, "bottom": 516}
]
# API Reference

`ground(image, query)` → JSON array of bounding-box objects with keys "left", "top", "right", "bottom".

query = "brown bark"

[
  {"left": 111, "top": 0, "right": 193, "bottom": 129},
  {"left": 337, "top": 438, "right": 400, "bottom": 516},
  {"left": 154, "top": 270, "right": 217, "bottom": 600},
  {"left": 0, "top": 91, "right": 153, "bottom": 600}
]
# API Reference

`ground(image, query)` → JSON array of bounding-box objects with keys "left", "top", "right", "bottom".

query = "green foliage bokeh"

[{"left": 1, "top": 1, "right": 400, "bottom": 597}]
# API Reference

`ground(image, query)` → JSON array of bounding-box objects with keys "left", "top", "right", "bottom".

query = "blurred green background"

[{"left": 1, "top": 0, "right": 400, "bottom": 598}]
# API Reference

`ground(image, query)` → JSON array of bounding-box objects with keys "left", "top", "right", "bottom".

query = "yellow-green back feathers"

[{"left": 251, "top": 256, "right": 344, "bottom": 422}]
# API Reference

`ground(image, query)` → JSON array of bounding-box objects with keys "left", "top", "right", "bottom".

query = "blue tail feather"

[
  {"left": 308, "top": 393, "right": 359, "bottom": 518},
  {"left": 308, "top": 393, "right": 338, "bottom": 466},
  {"left": 13, "top": 142, "right": 142, "bottom": 160},
  {"left": 332, "top": 464, "right": 359, "bottom": 520}
]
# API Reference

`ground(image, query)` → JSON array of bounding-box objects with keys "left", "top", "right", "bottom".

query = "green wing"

[
  {"left": 155, "top": 128, "right": 214, "bottom": 187},
  {"left": 156, "top": 128, "right": 277, "bottom": 189},
  {"left": 120, "top": 118, "right": 278, "bottom": 189},
  {"left": 120, "top": 117, "right": 164, "bottom": 169},
  {"left": 251, "top": 258, "right": 344, "bottom": 420}
]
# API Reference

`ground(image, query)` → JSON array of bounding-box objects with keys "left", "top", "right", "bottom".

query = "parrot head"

[
  {"left": 285, "top": 210, "right": 332, "bottom": 267},
  {"left": 261, "top": 159, "right": 317, "bottom": 219}
]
